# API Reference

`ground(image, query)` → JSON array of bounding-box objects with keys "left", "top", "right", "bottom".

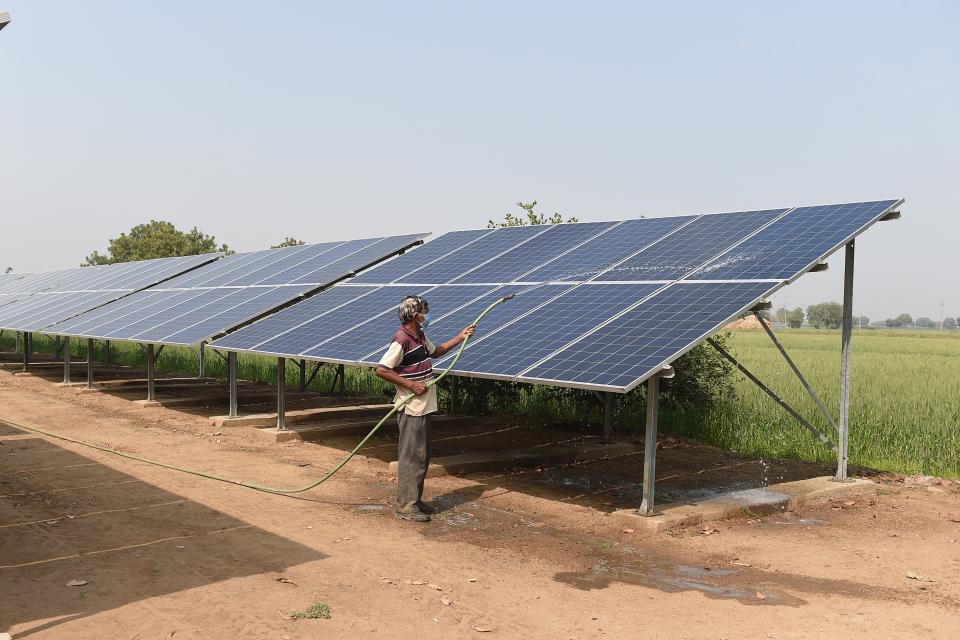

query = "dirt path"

[{"left": 1, "top": 369, "right": 958, "bottom": 639}]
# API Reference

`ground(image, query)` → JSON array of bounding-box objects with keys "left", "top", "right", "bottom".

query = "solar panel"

[
  {"left": 592, "top": 209, "right": 787, "bottom": 281},
  {"left": 210, "top": 199, "right": 902, "bottom": 393},
  {"left": 436, "top": 283, "right": 662, "bottom": 376},
  {"left": 45, "top": 234, "right": 426, "bottom": 346},
  {"left": 689, "top": 200, "right": 899, "bottom": 281},
  {"left": 0, "top": 253, "right": 220, "bottom": 333},
  {"left": 520, "top": 281, "right": 774, "bottom": 390}
]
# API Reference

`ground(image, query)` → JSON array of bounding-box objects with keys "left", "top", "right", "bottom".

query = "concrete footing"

[
  {"left": 133, "top": 399, "right": 163, "bottom": 408},
  {"left": 389, "top": 441, "right": 636, "bottom": 478},
  {"left": 609, "top": 476, "right": 873, "bottom": 534},
  {"left": 259, "top": 414, "right": 473, "bottom": 443},
  {"left": 210, "top": 403, "right": 393, "bottom": 428}
]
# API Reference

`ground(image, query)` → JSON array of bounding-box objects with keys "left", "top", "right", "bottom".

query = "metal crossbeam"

[{"left": 707, "top": 338, "right": 838, "bottom": 453}]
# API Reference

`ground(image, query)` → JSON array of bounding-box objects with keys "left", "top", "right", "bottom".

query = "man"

[{"left": 375, "top": 295, "right": 475, "bottom": 522}]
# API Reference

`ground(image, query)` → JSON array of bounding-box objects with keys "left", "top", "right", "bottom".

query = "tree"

[
  {"left": 272, "top": 237, "right": 306, "bottom": 248},
  {"left": 915, "top": 317, "right": 936, "bottom": 329},
  {"left": 755, "top": 308, "right": 772, "bottom": 322},
  {"left": 806, "top": 302, "right": 843, "bottom": 329},
  {"left": 895, "top": 313, "right": 913, "bottom": 327},
  {"left": 855, "top": 315, "right": 870, "bottom": 328},
  {"left": 83, "top": 220, "right": 230, "bottom": 265},
  {"left": 942, "top": 317, "right": 957, "bottom": 330},
  {"left": 786, "top": 307, "right": 805, "bottom": 329},
  {"left": 488, "top": 201, "right": 578, "bottom": 228},
  {"left": 774, "top": 307, "right": 788, "bottom": 323}
]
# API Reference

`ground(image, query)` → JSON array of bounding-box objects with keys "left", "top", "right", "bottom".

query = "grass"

[
  {"left": 656, "top": 329, "right": 960, "bottom": 478},
  {"left": 2, "top": 327, "right": 957, "bottom": 477},
  {"left": 289, "top": 602, "right": 332, "bottom": 620}
]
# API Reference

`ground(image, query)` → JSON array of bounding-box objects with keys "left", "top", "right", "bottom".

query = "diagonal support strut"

[{"left": 707, "top": 338, "right": 837, "bottom": 453}]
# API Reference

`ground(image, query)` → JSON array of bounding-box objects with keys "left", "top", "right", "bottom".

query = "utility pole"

[{"left": 940, "top": 302, "right": 945, "bottom": 330}]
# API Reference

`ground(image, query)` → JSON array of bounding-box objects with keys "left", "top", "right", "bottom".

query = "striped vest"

[{"left": 393, "top": 326, "right": 434, "bottom": 383}]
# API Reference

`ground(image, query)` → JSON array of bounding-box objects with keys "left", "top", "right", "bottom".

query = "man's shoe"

[
  {"left": 417, "top": 501, "right": 437, "bottom": 515},
  {"left": 395, "top": 506, "right": 431, "bottom": 522}
]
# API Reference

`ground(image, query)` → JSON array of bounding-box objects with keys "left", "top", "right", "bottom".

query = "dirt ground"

[{"left": 1, "top": 366, "right": 959, "bottom": 639}]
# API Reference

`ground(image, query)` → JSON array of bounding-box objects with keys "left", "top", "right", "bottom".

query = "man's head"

[{"left": 398, "top": 295, "right": 430, "bottom": 328}]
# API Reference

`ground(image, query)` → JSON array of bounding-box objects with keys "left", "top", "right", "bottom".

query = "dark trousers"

[{"left": 396, "top": 411, "right": 432, "bottom": 510}]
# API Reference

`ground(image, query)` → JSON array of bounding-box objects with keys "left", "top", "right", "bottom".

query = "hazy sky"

[{"left": 1, "top": 2, "right": 957, "bottom": 321}]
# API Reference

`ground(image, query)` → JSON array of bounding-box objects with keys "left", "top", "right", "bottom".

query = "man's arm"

[
  {"left": 430, "top": 325, "right": 476, "bottom": 359},
  {"left": 375, "top": 365, "right": 427, "bottom": 396}
]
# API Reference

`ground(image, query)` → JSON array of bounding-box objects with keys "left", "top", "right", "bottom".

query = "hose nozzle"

[{"left": 501, "top": 294, "right": 515, "bottom": 301}]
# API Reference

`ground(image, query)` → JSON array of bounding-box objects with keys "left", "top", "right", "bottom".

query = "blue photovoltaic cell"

[
  {"left": 212, "top": 286, "right": 380, "bottom": 350},
  {"left": 522, "top": 281, "right": 774, "bottom": 389},
  {"left": 593, "top": 209, "right": 786, "bottom": 281},
  {"left": 0, "top": 253, "right": 219, "bottom": 332},
  {"left": 445, "top": 283, "right": 661, "bottom": 376},
  {"left": 391, "top": 225, "right": 551, "bottom": 284},
  {"left": 379, "top": 283, "right": 575, "bottom": 367},
  {"left": 160, "top": 287, "right": 300, "bottom": 346},
  {"left": 689, "top": 200, "right": 900, "bottom": 281},
  {"left": 520, "top": 216, "right": 698, "bottom": 282},
  {"left": 290, "top": 235, "right": 426, "bottom": 285},
  {"left": 252, "top": 286, "right": 413, "bottom": 356},
  {"left": 106, "top": 290, "right": 237, "bottom": 340},
  {"left": 452, "top": 222, "right": 617, "bottom": 284},
  {"left": 41, "top": 235, "right": 423, "bottom": 344},
  {"left": 351, "top": 229, "right": 493, "bottom": 284},
  {"left": 50, "top": 291, "right": 168, "bottom": 336},
  {"left": 305, "top": 285, "right": 497, "bottom": 362}
]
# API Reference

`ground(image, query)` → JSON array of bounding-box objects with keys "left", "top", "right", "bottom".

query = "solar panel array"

[
  {"left": 212, "top": 199, "right": 901, "bottom": 392},
  {"left": 0, "top": 254, "right": 220, "bottom": 333},
  {"left": 45, "top": 234, "right": 426, "bottom": 346}
]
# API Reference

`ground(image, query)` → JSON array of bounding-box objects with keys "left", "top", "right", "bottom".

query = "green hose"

[{"left": 3, "top": 294, "right": 514, "bottom": 496}]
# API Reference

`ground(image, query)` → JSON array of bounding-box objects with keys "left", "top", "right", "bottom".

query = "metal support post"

[
  {"left": 199, "top": 342, "right": 207, "bottom": 378},
  {"left": 601, "top": 392, "right": 615, "bottom": 443},
  {"left": 338, "top": 364, "right": 345, "bottom": 395},
  {"left": 277, "top": 358, "right": 286, "bottom": 430},
  {"left": 638, "top": 376, "right": 660, "bottom": 516},
  {"left": 62, "top": 336, "right": 71, "bottom": 384},
  {"left": 86, "top": 338, "right": 94, "bottom": 389},
  {"left": 22, "top": 332, "right": 30, "bottom": 371},
  {"left": 146, "top": 344, "right": 156, "bottom": 402},
  {"left": 835, "top": 240, "right": 855, "bottom": 482},
  {"left": 15, "top": 331, "right": 20, "bottom": 354},
  {"left": 228, "top": 351, "right": 238, "bottom": 418},
  {"left": 104, "top": 340, "right": 111, "bottom": 366},
  {"left": 298, "top": 359, "right": 306, "bottom": 392}
]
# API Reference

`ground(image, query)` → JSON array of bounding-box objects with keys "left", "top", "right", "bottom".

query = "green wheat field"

[{"left": 3, "top": 328, "right": 958, "bottom": 477}]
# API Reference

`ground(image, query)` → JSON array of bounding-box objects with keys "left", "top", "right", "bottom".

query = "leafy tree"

[
  {"left": 915, "top": 317, "right": 936, "bottom": 329},
  {"left": 895, "top": 313, "right": 913, "bottom": 327},
  {"left": 944, "top": 317, "right": 958, "bottom": 330},
  {"left": 83, "top": 220, "right": 230, "bottom": 265},
  {"left": 488, "top": 201, "right": 578, "bottom": 228},
  {"left": 855, "top": 315, "right": 870, "bottom": 327},
  {"left": 774, "top": 307, "right": 788, "bottom": 323},
  {"left": 786, "top": 307, "right": 805, "bottom": 329},
  {"left": 806, "top": 302, "right": 843, "bottom": 329},
  {"left": 272, "top": 237, "right": 306, "bottom": 248}
]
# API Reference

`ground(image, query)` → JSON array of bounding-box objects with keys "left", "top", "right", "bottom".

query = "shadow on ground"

[{"left": 0, "top": 421, "right": 325, "bottom": 636}]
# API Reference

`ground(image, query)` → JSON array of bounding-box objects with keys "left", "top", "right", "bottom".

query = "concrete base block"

[
  {"left": 12, "top": 371, "right": 34, "bottom": 377},
  {"left": 608, "top": 476, "right": 873, "bottom": 534},
  {"left": 211, "top": 403, "right": 393, "bottom": 428},
  {"left": 79, "top": 387, "right": 100, "bottom": 393},
  {"left": 259, "top": 414, "right": 473, "bottom": 443},
  {"left": 133, "top": 399, "right": 163, "bottom": 408},
  {"left": 389, "top": 441, "right": 636, "bottom": 477}
]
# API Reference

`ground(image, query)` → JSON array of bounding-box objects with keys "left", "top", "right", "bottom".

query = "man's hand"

[
  {"left": 458, "top": 325, "right": 477, "bottom": 342},
  {"left": 408, "top": 381, "right": 428, "bottom": 395}
]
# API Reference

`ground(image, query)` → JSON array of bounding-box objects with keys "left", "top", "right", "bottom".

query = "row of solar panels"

[{"left": 2, "top": 199, "right": 901, "bottom": 392}]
